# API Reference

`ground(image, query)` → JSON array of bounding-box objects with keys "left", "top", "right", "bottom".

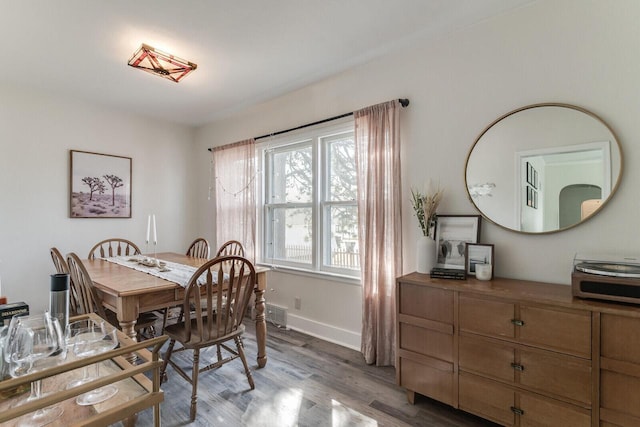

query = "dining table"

[{"left": 81, "top": 252, "right": 269, "bottom": 368}]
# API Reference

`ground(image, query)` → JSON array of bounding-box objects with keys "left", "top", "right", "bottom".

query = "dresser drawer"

[
  {"left": 601, "top": 370, "right": 640, "bottom": 421},
  {"left": 460, "top": 372, "right": 590, "bottom": 427},
  {"left": 519, "top": 348, "right": 591, "bottom": 404},
  {"left": 398, "top": 283, "right": 453, "bottom": 323},
  {"left": 460, "top": 334, "right": 592, "bottom": 404},
  {"left": 519, "top": 305, "right": 591, "bottom": 358},
  {"left": 459, "top": 295, "right": 515, "bottom": 339},
  {"left": 459, "top": 334, "right": 515, "bottom": 382},
  {"left": 399, "top": 322, "right": 453, "bottom": 362},
  {"left": 398, "top": 356, "right": 454, "bottom": 406},
  {"left": 601, "top": 314, "right": 640, "bottom": 364},
  {"left": 459, "top": 372, "right": 515, "bottom": 426},
  {"left": 519, "top": 392, "right": 591, "bottom": 427}
]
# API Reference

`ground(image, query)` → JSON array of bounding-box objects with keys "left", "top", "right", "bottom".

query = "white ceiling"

[{"left": 1, "top": 0, "right": 534, "bottom": 127}]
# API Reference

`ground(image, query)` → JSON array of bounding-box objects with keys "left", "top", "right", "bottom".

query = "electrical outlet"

[{"left": 294, "top": 297, "right": 301, "bottom": 310}]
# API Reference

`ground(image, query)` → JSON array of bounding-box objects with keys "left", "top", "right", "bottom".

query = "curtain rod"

[{"left": 208, "top": 98, "right": 409, "bottom": 152}]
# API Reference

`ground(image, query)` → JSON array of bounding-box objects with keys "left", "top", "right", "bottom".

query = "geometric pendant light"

[{"left": 127, "top": 43, "right": 197, "bottom": 83}]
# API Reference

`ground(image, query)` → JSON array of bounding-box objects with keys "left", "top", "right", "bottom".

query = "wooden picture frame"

[
  {"left": 465, "top": 243, "right": 494, "bottom": 277},
  {"left": 434, "top": 215, "right": 481, "bottom": 270},
  {"left": 70, "top": 150, "right": 132, "bottom": 218}
]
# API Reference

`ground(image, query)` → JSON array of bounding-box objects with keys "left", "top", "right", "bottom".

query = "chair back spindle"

[
  {"left": 186, "top": 238, "right": 210, "bottom": 259},
  {"left": 66, "top": 252, "right": 109, "bottom": 320},
  {"left": 50, "top": 247, "right": 81, "bottom": 316},
  {"left": 215, "top": 240, "right": 245, "bottom": 258},
  {"left": 88, "top": 238, "right": 141, "bottom": 260},
  {"left": 183, "top": 256, "right": 255, "bottom": 343}
]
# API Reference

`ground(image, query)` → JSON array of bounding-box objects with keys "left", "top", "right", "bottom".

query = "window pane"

[
  {"left": 327, "top": 205, "right": 359, "bottom": 270},
  {"left": 326, "top": 133, "right": 356, "bottom": 202},
  {"left": 270, "top": 207, "right": 312, "bottom": 264},
  {"left": 270, "top": 144, "right": 312, "bottom": 203}
]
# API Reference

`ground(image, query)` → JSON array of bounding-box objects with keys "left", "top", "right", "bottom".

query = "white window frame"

[{"left": 256, "top": 118, "right": 360, "bottom": 280}]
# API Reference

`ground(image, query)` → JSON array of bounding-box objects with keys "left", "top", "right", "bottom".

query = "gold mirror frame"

[{"left": 465, "top": 103, "right": 623, "bottom": 234}]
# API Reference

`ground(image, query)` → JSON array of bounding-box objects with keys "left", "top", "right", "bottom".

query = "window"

[{"left": 259, "top": 120, "right": 359, "bottom": 277}]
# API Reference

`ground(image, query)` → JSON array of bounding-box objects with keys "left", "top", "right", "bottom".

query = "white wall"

[
  {"left": 194, "top": 0, "right": 640, "bottom": 349},
  {"left": 0, "top": 84, "right": 196, "bottom": 314}
]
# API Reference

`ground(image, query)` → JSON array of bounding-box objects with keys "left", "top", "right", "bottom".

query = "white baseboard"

[{"left": 286, "top": 313, "right": 361, "bottom": 351}]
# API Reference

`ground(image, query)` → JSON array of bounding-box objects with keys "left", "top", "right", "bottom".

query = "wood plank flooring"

[{"left": 129, "top": 322, "right": 498, "bottom": 427}]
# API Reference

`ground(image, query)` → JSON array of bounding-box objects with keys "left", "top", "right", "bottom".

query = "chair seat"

[{"left": 164, "top": 318, "right": 245, "bottom": 348}]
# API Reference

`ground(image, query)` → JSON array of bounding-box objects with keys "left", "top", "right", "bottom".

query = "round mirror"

[{"left": 465, "top": 103, "right": 623, "bottom": 234}]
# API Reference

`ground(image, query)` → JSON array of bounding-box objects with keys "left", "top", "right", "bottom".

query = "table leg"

[
  {"left": 119, "top": 320, "right": 137, "bottom": 342},
  {"left": 254, "top": 287, "right": 267, "bottom": 368},
  {"left": 117, "top": 297, "right": 140, "bottom": 364}
]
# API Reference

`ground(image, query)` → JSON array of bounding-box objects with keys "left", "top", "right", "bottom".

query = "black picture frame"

[
  {"left": 465, "top": 243, "right": 494, "bottom": 277},
  {"left": 434, "top": 215, "right": 481, "bottom": 270}
]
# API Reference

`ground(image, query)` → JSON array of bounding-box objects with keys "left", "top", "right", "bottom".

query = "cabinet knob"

[
  {"left": 510, "top": 363, "right": 525, "bottom": 371},
  {"left": 510, "top": 406, "right": 525, "bottom": 416},
  {"left": 511, "top": 319, "right": 525, "bottom": 326}
]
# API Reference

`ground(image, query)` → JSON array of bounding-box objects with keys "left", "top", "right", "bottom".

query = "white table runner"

[{"left": 104, "top": 256, "right": 198, "bottom": 288}]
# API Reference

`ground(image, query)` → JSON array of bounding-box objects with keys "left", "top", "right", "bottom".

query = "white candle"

[
  {"left": 152, "top": 214, "right": 157, "bottom": 244},
  {"left": 146, "top": 215, "right": 151, "bottom": 243}
]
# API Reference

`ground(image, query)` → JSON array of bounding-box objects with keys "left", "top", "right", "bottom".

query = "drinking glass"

[
  {"left": 65, "top": 318, "right": 118, "bottom": 406},
  {"left": 5, "top": 312, "right": 66, "bottom": 427}
]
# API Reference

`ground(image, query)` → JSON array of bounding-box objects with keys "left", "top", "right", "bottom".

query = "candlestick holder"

[
  {"left": 144, "top": 241, "right": 150, "bottom": 263},
  {"left": 153, "top": 242, "right": 158, "bottom": 265}
]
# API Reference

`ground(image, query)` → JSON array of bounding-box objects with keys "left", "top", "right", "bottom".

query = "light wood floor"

[{"left": 130, "top": 321, "right": 498, "bottom": 427}]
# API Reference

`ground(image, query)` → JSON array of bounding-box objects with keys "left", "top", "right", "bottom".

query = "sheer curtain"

[
  {"left": 354, "top": 100, "right": 403, "bottom": 366},
  {"left": 212, "top": 139, "right": 256, "bottom": 262}
]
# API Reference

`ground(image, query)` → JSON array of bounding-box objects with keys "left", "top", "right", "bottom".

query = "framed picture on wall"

[
  {"left": 434, "top": 215, "right": 481, "bottom": 270},
  {"left": 70, "top": 150, "right": 132, "bottom": 218}
]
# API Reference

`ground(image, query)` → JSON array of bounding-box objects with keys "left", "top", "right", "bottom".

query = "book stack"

[
  {"left": 0, "top": 302, "right": 29, "bottom": 326},
  {"left": 430, "top": 268, "right": 466, "bottom": 280}
]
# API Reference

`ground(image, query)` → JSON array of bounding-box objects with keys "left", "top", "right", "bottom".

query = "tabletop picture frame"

[
  {"left": 465, "top": 243, "right": 494, "bottom": 277},
  {"left": 70, "top": 150, "right": 132, "bottom": 218},
  {"left": 434, "top": 215, "right": 481, "bottom": 270}
]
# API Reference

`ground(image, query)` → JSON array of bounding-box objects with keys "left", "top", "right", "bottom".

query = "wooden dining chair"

[
  {"left": 215, "top": 240, "right": 245, "bottom": 257},
  {"left": 159, "top": 238, "right": 212, "bottom": 332},
  {"left": 185, "top": 238, "right": 210, "bottom": 259},
  {"left": 50, "top": 247, "right": 81, "bottom": 316},
  {"left": 66, "top": 252, "right": 159, "bottom": 340},
  {"left": 88, "top": 238, "right": 141, "bottom": 260},
  {"left": 160, "top": 255, "right": 256, "bottom": 421}
]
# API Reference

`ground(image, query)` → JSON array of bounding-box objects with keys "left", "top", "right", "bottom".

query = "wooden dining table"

[{"left": 81, "top": 252, "right": 269, "bottom": 368}]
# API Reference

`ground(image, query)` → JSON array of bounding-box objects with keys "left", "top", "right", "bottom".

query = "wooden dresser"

[{"left": 396, "top": 273, "right": 640, "bottom": 427}]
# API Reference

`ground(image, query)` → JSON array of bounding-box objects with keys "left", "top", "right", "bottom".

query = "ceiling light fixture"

[{"left": 127, "top": 44, "right": 197, "bottom": 83}]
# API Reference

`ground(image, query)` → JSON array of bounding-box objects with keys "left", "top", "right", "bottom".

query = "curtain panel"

[
  {"left": 211, "top": 139, "right": 257, "bottom": 262},
  {"left": 354, "top": 100, "right": 403, "bottom": 366}
]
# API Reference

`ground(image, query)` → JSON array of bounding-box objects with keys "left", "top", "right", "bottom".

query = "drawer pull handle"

[
  {"left": 511, "top": 319, "right": 525, "bottom": 326},
  {"left": 510, "top": 406, "right": 524, "bottom": 416},
  {"left": 510, "top": 363, "right": 525, "bottom": 371}
]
